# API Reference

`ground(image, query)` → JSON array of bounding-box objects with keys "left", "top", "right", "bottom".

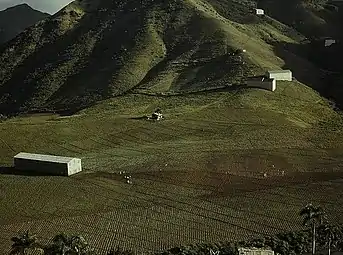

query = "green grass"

[
  {"left": 1, "top": 0, "right": 343, "bottom": 253},
  {"left": 1, "top": 83, "right": 343, "bottom": 253}
]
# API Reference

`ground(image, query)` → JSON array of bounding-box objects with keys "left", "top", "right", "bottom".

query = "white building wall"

[
  {"left": 246, "top": 79, "right": 276, "bottom": 91},
  {"left": 266, "top": 70, "right": 292, "bottom": 81},
  {"left": 255, "top": 9, "right": 264, "bottom": 15},
  {"left": 14, "top": 152, "right": 82, "bottom": 176},
  {"left": 68, "top": 158, "right": 82, "bottom": 176},
  {"left": 238, "top": 248, "right": 274, "bottom": 255}
]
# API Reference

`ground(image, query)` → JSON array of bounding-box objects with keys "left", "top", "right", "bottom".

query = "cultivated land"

[
  {"left": 1, "top": 82, "right": 343, "bottom": 254},
  {"left": 1, "top": 0, "right": 343, "bottom": 254}
]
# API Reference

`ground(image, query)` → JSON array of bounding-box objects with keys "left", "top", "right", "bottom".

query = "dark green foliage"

[
  {"left": 155, "top": 242, "right": 238, "bottom": 255},
  {"left": 10, "top": 230, "right": 41, "bottom": 255},
  {"left": 43, "top": 233, "right": 95, "bottom": 255},
  {"left": 317, "top": 223, "right": 343, "bottom": 252},
  {"left": 299, "top": 203, "right": 325, "bottom": 255},
  {"left": 8, "top": 224, "right": 343, "bottom": 255},
  {"left": 107, "top": 246, "right": 135, "bottom": 255}
]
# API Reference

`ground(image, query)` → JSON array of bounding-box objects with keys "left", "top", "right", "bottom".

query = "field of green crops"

[{"left": 1, "top": 83, "right": 343, "bottom": 254}]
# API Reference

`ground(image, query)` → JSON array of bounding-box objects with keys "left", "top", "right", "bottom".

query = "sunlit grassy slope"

[
  {"left": 1, "top": 83, "right": 343, "bottom": 254},
  {"left": 1, "top": 81, "right": 343, "bottom": 170}
]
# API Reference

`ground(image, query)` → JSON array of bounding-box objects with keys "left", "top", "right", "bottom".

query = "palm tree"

[
  {"left": 320, "top": 223, "right": 342, "bottom": 255},
  {"left": 300, "top": 203, "right": 325, "bottom": 255},
  {"left": 44, "top": 233, "right": 94, "bottom": 255},
  {"left": 10, "top": 230, "right": 41, "bottom": 255}
]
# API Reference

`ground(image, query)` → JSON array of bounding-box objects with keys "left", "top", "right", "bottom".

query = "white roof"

[
  {"left": 238, "top": 247, "right": 273, "bottom": 252},
  {"left": 14, "top": 152, "right": 78, "bottom": 163},
  {"left": 267, "top": 70, "right": 291, "bottom": 74}
]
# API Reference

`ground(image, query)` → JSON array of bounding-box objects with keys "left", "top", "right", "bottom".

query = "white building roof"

[
  {"left": 14, "top": 152, "right": 77, "bottom": 163},
  {"left": 267, "top": 70, "right": 291, "bottom": 74}
]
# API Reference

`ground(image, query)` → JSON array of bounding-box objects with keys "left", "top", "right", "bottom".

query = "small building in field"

[
  {"left": 255, "top": 8, "right": 264, "bottom": 15},
  {"left": 246, "top": 76, "right": 276, "bottom": 91},
  {"left": 266, "top": 69, "right": 292, "bottom": 81},
  {"left": 14, "top": 152, "right": 82, "bottom": 176},
  {"left": 324, "top": 38, "right": 336, "bottom": 47},
  {"left": 149, "top": 108, "right": 164, "bottom": 121},
  {"left": 238, "top": 247, "right": 274, "bottom": 255}
]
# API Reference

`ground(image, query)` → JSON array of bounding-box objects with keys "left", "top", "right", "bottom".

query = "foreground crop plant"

[
  {"left": 300, "top": 203, "right": 325, "bottom": 255},
  {"left": 10, "top": 230, "right": 41, "bottom": 255}
]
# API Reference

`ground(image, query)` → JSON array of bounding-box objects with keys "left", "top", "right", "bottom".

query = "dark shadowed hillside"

[
  {"left": 258, "top": 0, "right": 343, "bottom": 39},
  {"left": 0, "top": 3, "right": 50, "bottom": 44},
  {"left": 257, "top": 0, "right": 343, "bottom": 106}
]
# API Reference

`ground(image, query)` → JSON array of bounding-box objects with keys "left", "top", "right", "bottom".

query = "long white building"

[
  {"left": 266, "top": 70, "right": 292, "bottom": 81},
  {"left": 14, "top": 152, "right": 82, "bottom": 176},
  {"left": 246, "top": 76, "right": 276, "bottom": 91}
]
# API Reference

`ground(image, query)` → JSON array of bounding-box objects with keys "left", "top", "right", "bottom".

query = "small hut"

[
  {"left": 151, "top": 109, "right": 163, "bottom": 120},
  {"left": 255, "top": 8, "right": 264, "bottom": 15}
]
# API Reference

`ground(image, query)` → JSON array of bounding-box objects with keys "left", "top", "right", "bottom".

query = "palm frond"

[{"left": 9, "top": 247, "right": 22, "bottom": 255}]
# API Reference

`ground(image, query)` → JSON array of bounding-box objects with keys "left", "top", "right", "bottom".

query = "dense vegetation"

[{"left": 8, "top": 204, "right": 343, "bottom": 255}]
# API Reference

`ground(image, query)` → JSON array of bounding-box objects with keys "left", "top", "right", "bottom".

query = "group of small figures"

[
  {"left": 119, "top": 171, "right": 132, "bottom": 184},
  {"left": 147, "top": 109, "right": 164, "bottom": 121}
]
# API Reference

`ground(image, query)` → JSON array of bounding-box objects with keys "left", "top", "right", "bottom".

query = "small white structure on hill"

[
  {"left": 266, "top": 69, "right": 292, "bottom": 81},
  {"left": 255, "top": 8, "right": 264, "bottom": 15},
  {"left": 246, "top": 76, "right": 276, "bottom": 91},
  {"left": 151, "top": 112, "right": 163, "bottom": 120},
  {"left": 14, "top": 152, "right": 82, "bottom": 176},
  {"left": 238, "top": 247, "right": 274, "bottom": 255},
  {"left": 324, "top": 39, "right": 336, "bottom": 47}
]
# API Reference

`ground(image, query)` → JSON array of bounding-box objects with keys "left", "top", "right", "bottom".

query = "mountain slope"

[
  {"left": 256, "top": 0, "right": 343, "bottom": 105},
  {"left": 258, "top": 0, "right": 343, "bottom": 39},
  {"left": 0, "top": 3, "right": 50, "bottom": 44},
  {"left": 0, "top": 0, "right": 310, "bottom": 115}
]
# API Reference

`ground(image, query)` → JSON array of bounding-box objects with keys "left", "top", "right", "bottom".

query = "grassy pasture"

[{"left": 1, "top": 83, "right": 343, "bottom": 254}]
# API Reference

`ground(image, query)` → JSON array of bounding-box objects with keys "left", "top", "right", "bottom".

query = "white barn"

[
  {"left": 238, "top": 248, "right": 274, "bottom": 255},
  {"left": 14, "top": 152, "right": 82, "bottom": 176},
  {"left": 266, "top": 70, "right": 292, "bottom": 81},
  {"left": 246, "top": 76, "right": 276, "bottom": 91},
  {"left": 255, "top": 8, "right": 264, "bottom": 15}
]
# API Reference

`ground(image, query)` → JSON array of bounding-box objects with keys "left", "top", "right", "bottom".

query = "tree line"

[{"left": 8, "top": 203, "right": 343, "bottom": 255}]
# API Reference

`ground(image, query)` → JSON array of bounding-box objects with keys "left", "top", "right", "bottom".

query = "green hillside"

[
  {"left": 0, "top": 0, "right": 317, "bottom": 115},
  {"left": 1, "top": 0, "right": 343, "bottom": 253}
]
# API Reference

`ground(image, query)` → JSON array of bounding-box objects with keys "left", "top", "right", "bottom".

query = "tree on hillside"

[
  {"left": 300, "top": 203, "right": 325, "bottom": 255},
  {"left": 44, "top": 233, "right": 94, "bottom": 255},
  {"left": 10, "top": 230, "right": 41, "bottom": 255},
  {"left": 318, "top": 223, "right": 343, "bottom": 255}
]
